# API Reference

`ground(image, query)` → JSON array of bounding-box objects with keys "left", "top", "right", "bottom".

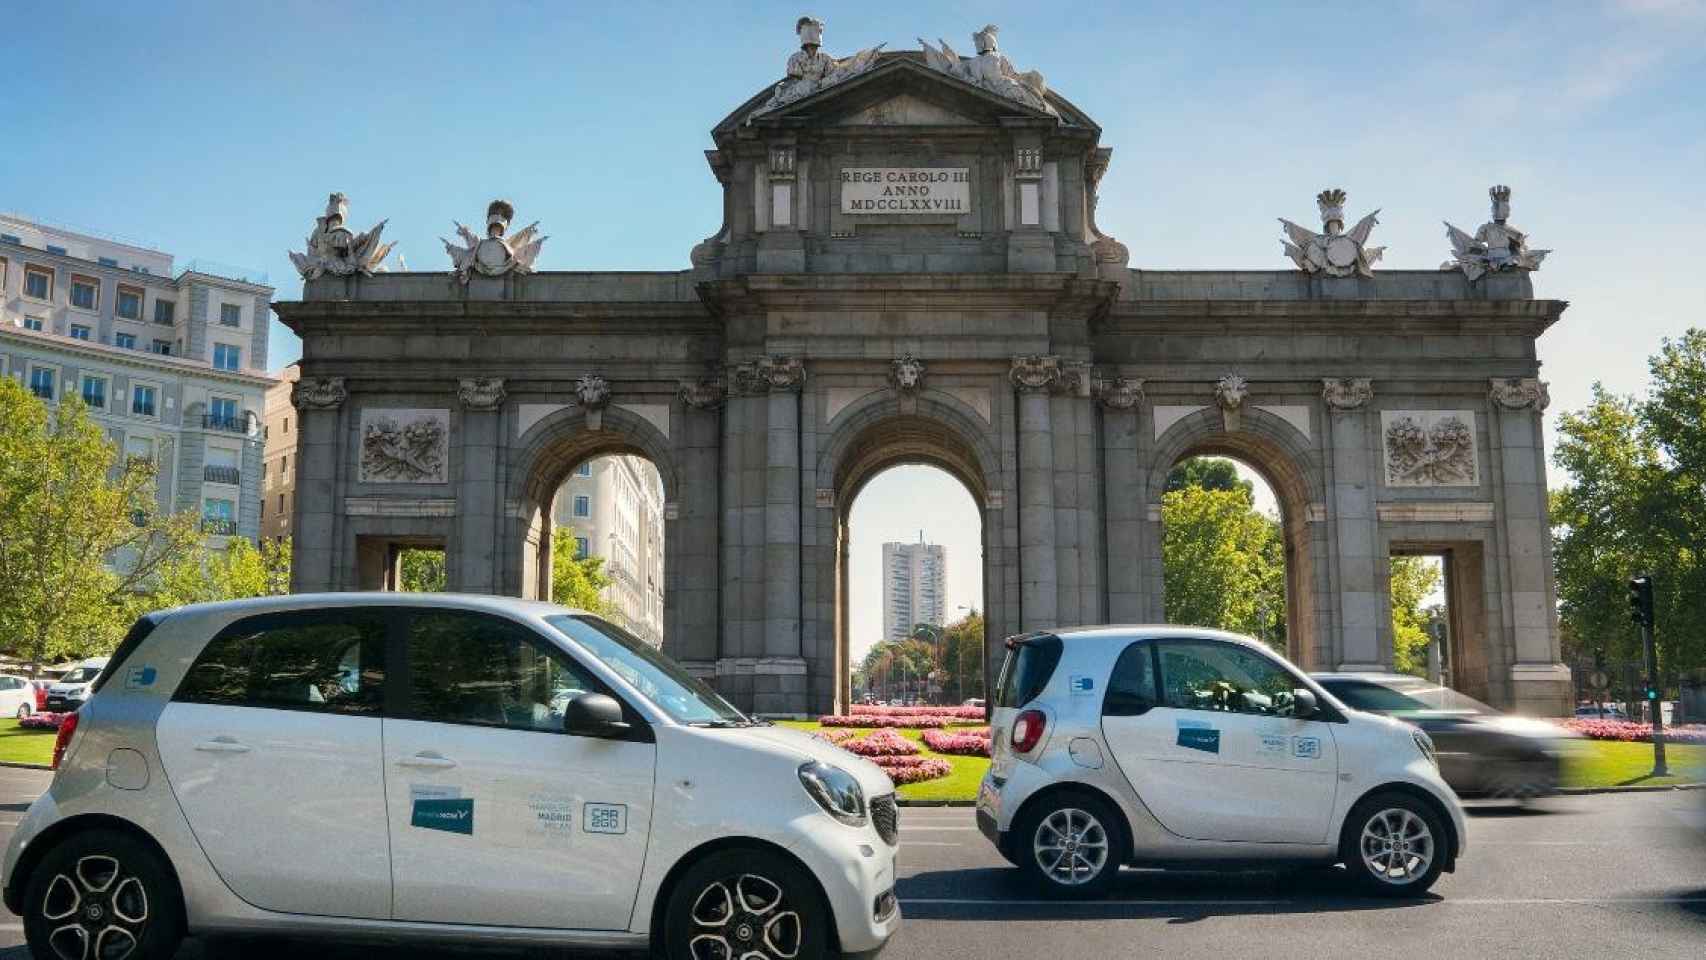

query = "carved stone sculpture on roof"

[
  {"left": 289, "top": 193, "right": 394, "bottom": 280},
  {"left": 919, "top": 24, "right": 1054, "bottom": 115},
  {"left": 1280, "top": 189, "right": 1384, "bottom": 278},
  {"left": 1443, "top": 186, "right": 1550, "bottom": 282},
  {"left": 752, "top": 16, "right": 885, "bottom": 118},
  {"left": 442, "top": 200, "right": 546, "bottom": 284},
  {"left": 1084, "top": 149, "right": 1129, "bottom": 274}
]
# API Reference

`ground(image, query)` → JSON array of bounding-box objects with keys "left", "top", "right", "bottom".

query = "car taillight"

[
  {"left": 1011, "top": 709, "right": 1046, "bottom": 753},
  {"left": 51, "top": 711, "right": 80, "bottom": 770}
]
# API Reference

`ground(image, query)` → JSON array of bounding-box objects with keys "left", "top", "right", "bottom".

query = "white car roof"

[{"left": 150, "top": 592, "right": 593, "bottom": 624}]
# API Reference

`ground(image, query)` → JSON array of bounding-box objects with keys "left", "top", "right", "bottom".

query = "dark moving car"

[{"left": 1313, "top": 673, "right": 1575, "bottom": 800}]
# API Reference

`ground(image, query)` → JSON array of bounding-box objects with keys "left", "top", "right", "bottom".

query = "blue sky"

[{"left": 6, "top": 1, "right": 1702, "bottom": 656}]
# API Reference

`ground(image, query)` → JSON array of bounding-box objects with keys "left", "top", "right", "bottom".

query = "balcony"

[
  {"left": 202, "top": 414, "right": 251, "bottom": 434},
  {"left": 201, "top": 518, "right": 238, "bottom": 536},
  {"left": 204, "top": 465, "right": 240, "bottom": 485}
]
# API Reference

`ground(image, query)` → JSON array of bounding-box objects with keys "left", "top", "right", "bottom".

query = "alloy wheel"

[
  {"left": 1032, "top": 807, "right": 1110, "bottom": 886},
  {"left": 687, "top": 872, "right": 803, "bottom": 960},
  {"left": 38, "top": 854, "right": 150, "bottom": 960},
  {"left": 1359, "top": 807, "right": 1435, "bottom": 886}
]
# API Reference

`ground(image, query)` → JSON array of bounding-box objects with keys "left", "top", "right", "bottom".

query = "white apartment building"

[
  {"left": 882, "top": 538, "right": 947, "bottom": 642},
  {"left": 552, "top": 455, "right": 666, "bottom": 646},
  {"left": 0, "top": 213, "right": 275, "bottom": 548}
]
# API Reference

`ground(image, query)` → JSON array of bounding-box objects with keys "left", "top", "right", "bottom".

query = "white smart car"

[
  {"left": 43, "top": 658, "right": 108, "bottom": 714},
  {"left": 4, "top": 594, "right": 900, "bottom": 960},
  {"left": 977, "top": 627, "right": 1467, "bottom": 897}
]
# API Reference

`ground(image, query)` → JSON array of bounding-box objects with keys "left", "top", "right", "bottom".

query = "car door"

[
  {"left": 382, "top": 609, "right": 656, "bottom": 930},
  {"left": 0, "top": 677, "right": 25, "bottom": 716},
  {"left": 1100, "top": 639, "right": 1339, "bottom": 844},
  {"left": 154, "top": 608, "right": 392, "bottom": 918}
]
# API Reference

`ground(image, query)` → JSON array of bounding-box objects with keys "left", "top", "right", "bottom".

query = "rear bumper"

[{"left": 976, "top": 807, "right": 1001, "bottom": 846}]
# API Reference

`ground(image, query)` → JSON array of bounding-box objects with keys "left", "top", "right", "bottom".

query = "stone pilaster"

[
  {"left": 1012, "top": 356, "right": 1061, "bottom": 629},
  {"left": 1322, "top": 377, "right": 1383, "bottom": 669},
  {"left": 288, "top": 376, "right": 347, "bottom": 592},
  {"left": 1096, "top": 376, "right": 1144, "bottom": 622},
  {"left": 454, "top": 378, "right": 505, "bottom": 593}
]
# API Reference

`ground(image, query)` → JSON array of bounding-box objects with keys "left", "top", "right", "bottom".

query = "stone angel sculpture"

[
  {"left": 443, "top": 200, "right": 546, "bottom": 284},
  {"left": 1442, "top": 185, "right": 1549, "bottom": 282},
  {"left": 753, "top": 16, "right": 886, "bottom": 116},
  {"left": 919, "top": 25, "right": 1052, "bottom": 113},
  {"left": 289, "top": 192, "right": 394, "bottom": 279},
  {"left": 1280, "top": 189, "right": 1384, "bottom": 278}
]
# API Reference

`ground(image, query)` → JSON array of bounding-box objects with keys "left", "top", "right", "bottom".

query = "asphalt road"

[{"left": 0, "top": 766, "right": 1700, "bottom": 959}]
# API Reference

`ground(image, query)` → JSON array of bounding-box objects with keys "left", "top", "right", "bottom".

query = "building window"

[
  {"left": 23, "top": 266, "right": 52, "bottom": 300},
  {"left": 98, "top": 256, "right": 118, "bottom": 268},
  {"left": 283, "top": 416, "right": 289, "bottom": 433},
  {"left": 70, "top": 275, "right": 99, "bottom": 311},
  {"left": 23, "top": 316, "right": 44, "bottom": 332},
  {"left": 153, "top": 300, "right": 175, "bottom": 324},
  {"left": 213, "top": 343, "right": 240, "bottom": 371},
  {"left": 150, "top": 340, "right": 172, "bottom": 356},
  {"left": 125, "top": 435, "right": 154, "bottom": 465},
  {"left": 115, "top": 332, "right": 136, "bottom": 349},
  {"left": 202, "top": 498, "right": 237, "bottom": 536},
  {"left": 575, "top": 537, "right": 589, "bottom": 558},
  {"left": 0, "top": 233, "right": 19, "bottom": 244},
  {"left": 115, "top": 285, "right": 144, "bottom": 320},
  {"left": 131, "top": 383, "right": 158, "bottom": 418},
  {"left": 576, "top": 462, "right": 592, "bottom": 477},
  {"left": 45, "top": 244, "right": 66, "bottom": 256},
  {"left": 132, "top": 265, "right": 151, "bottom": 275},
  {"left": 278, "top": 493, "right": 285, "bottom": 513},
  {"left": 573, "top": 495, "right": 591, "bottom": 518},
  {"left": 219, "top": 303, "right": 242, "bottom": 327},
  {"left": 69, "top": 324, "right": 91, "bottom": 341},
  {"left": 81, "top": 375, "right": 107, "bottom": 410},
  {"left": 28, "top": 366, "right": 55, "bottom": 400}
]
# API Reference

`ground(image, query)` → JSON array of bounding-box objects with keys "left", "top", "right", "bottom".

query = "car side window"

[
  {"left": 1156, "top": 640, "right": 1306, "bottom": 718},
  {"left": 406, "top": 612, "right": 604, "bottom": 734},
  {"left": 1102, "top": 642, "right": 1157, "bottom": 716},
  {"left": 174, "top": 611, "right": 386, "bottom": 714}
]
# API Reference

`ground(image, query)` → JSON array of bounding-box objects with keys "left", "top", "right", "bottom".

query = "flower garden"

[{"left": 781, "top": 704, "right": 994, "bottom": 800}]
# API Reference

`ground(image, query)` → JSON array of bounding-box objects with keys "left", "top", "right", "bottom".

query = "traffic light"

[{"left": 1627, "top": 575, "right": 1654, "bottom": 629}]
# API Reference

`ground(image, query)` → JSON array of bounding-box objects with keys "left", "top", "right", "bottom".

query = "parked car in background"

[
  {"left": 1313, "top": 673, "right": 1575, "bottom": 801},
  {"left": 42, "top": 657, "right": 108, "bottom": 714},
  {"left": 0, "top": 675, "right": 38, "bottom": 719},
  {"left": 4, "top": 595, "right": 900, "bottom": 960},
  {"left": 1575, "top": 703, "right": 1628, "bottom": 721},
  {"left": 979, "top": 627, "right": 1466, "bottom": 898}
]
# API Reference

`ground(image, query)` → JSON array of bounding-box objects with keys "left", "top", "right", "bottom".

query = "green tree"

[
  {"left": 551, "top": 544, "right": 613, "bottom": 614},
  {"left": 1161, "top": 485, "right": 1287, "bottom": 650},
  {"left": 1389, "top": 556, "right": 1443, "bottom": 676},
  {"left": 398, "top": 548, "right": 446, "bottom": 592},
  {"left": 1166, "top": 457, "right": 1253, "bottom": 498},
  {"left": 940, "top": 610, "right": 986, "bottom": 702},
  {"left": 150, "top": 537, "right": 292, "bottom": 608},
  {"left": 0, "top": 380, "right": 201, "bottom": 668}
]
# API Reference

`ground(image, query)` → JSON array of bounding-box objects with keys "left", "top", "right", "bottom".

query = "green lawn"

[
  {"left": 1563, "top": 740, "right": 1706, "bottom": 789},
  {"left": 777, "top": 720, "right": 990, "bottom": 802},
  {"left": 0, "top": 719, "right": 55, "bottom": 766}
]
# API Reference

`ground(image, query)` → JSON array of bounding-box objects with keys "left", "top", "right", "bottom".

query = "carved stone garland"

[
  {"left": 1093, "top": 375, "right": 1144, "bottom": 411},
  {"left": 1488, "top": 377, "right": 1549, "bottom": 412},
  {"left": 457, "top": 377, "right": 506, "bottom": 411},
  {"left": 1322, "top": 377, "right": 1374, "bottom": 411},
  {"left": 291, "top": 376, "right": 347, "bottom": 410},
  {"left": 679, "top": 378, "right": 726, "bottom": 411},
  {"left": 730, "top": 356, "right": 807, "bottom": 395}
]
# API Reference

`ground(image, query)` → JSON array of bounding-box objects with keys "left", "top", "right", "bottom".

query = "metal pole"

[{"left": 1642, "top": 618, "right": 1668, "bottom": 776}]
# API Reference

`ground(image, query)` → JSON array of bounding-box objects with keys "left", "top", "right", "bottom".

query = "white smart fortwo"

[
  {"left": 977, "top": 626, "right": 1467, "bottom": 897},
  {"left": 3, "top": 594, "right": 900, "bottom": 960}
]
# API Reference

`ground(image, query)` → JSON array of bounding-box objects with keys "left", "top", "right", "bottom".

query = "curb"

[
  {"left": 0, "top": 761, "right": 51, "bottom": 771},
  {"left": 897, "top": 799, "right": 976, "bottom": 807},
  {"left": 1556, "top": 782, "right": 1704, "bottom": 795}
]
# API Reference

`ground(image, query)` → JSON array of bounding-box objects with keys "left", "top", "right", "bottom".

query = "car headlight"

[
  {"left": 1412, "top": 728, "right": 1438, "bottom": 769},
  {"left": 798, "top": 761, "right": 867, "bottom": 827}
]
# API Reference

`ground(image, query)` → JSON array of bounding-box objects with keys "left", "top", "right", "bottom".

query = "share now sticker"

[
  {"left": 412, "top": 797, "right": 474, "bottom": 835},
  {"left": 1068, "top": 675, "right": 1096, "bottom": 695}
]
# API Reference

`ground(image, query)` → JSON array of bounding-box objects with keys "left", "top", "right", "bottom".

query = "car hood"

[
  {"left": 725, "top": 724, "right": 897, "bottom": 798},
  {"left": 47, "top": 682, "right": 89, "bottom": 694}
]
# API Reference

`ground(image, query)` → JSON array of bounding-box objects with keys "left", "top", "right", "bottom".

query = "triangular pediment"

[{"left": 714, "top": 53, "right": 1097, "bottom": 137}]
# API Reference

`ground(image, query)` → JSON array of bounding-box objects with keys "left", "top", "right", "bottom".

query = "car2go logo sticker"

[
  {"left": 1292, "top": 736, "right": 1321, "bottom": 760},
  {"left": 412, "top": 797, "right": 474, "bottom": 835},
  {"left": 584, "top": 803, "right": 628, "bottom": 835}
]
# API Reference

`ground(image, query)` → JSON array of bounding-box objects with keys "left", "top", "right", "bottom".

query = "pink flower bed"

[
  {"left": 922, "top": 728, "right": 992, "bottom": 756},
  {"left": 842, "top": 729, "right": 921, "bottom": 757},
  {"left": 810, "top": 728, "right": 856, "bottom": 745},
  {"left": 18, "top": 712, "right": 68, "bottom": 731},
  {"left": 870, "top": 755, "right": 953, "bottom": 784},
  {"left": 1563, "top": 718, "right": 1706, "bottom": 744},
  {"left": 819, "top": 714, "right": 951, "bottom": 728},
  {"left": 852, "top": 704, "right": 985, "bottom": 720}
]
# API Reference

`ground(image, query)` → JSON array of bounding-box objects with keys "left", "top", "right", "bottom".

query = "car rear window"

[
  {"left": 995, "top": 635, "right": 1062, "bottom": 709},
  {"left": 174, "top": 610, "right": 387, "bottom": 715}
]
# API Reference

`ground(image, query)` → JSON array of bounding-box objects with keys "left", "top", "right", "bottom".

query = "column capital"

[
  {"left": 730, "top": 355, "right": 806, "bottom": 395},
  {"left": 679, "top": 377, "right": 726, "bottom": 410},
  {"left": 457, "top": 377, "right": 506, "bottom": 411},
  {"left": 291, "top": 376, "right": 346, "bottom": 410},
  {"left": 1010, "top": 355, "right": 1089, "bottom": 395},
  {"left": 1488, "top": 377, "right": 1549, "bottom": 411},
  {"left": 1321, "top": 376, "right": 1374, "bottom": 411},
  {"left": 1093, "top": 374, "right": 1144, "bottom": 410}
]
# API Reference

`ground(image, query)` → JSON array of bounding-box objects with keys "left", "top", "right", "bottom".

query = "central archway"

[{"left": 815, "top": 391, "right": 1009, "bottom": 712}]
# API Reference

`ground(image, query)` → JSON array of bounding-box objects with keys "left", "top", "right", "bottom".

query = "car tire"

[
  {"left": 1340, "top": 791, "right": 1448, "bottom": 897},
  {"left": 16, "top": 703, "right": 30, "bottom": 719},
  {"left": 662, "top": 846, "right": 831, "bottom": 960},
  {"left": 23, "top": 828, "right": 184, "bottom": 960},
  {"left": 1014, "top": 790, "right": 1123, "bottom": 898}
]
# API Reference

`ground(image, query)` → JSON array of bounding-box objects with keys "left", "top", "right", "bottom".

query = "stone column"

[
  {"left": 1012, "top": 356, "right": 1060, "bottom": 630},
  {"left": 288, "top": 376, "right": 347, "bottom": 592},
  {"left": 1321, "top": 377, "right": 1382, "bottom": 669},
  {"left": 1488, "top": 378, "right": 1571, "bottom": 714},
  {"left": 764, "top": 358, "right": 805, "bottom": 659},
  {"left": 1096, "top": 376, "right": 1145, "bottom": 622},
  {"left": 453, "top": 378, "right": 505, "bottom": 593}
]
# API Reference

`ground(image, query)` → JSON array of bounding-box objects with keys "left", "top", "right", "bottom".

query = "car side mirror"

[
  {"left": 1291, "top": 688, "right": 1319, "bottom": 719},
  {"left": 564, "top": 693, "right": 631, "bottom": 739}
]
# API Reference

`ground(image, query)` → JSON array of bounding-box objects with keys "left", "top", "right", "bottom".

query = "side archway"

[{"left": 1145, "top": 406, "right": 1330, "bottom": 667}]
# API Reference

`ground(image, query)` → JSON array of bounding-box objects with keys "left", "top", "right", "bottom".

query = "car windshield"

[
  {"left": 60, "top": 667, "right": 101, "bottom": 684},
  {"left": 545, "top": 615, "right": 751, "bottom": 726},
  {"left": 1324, "top": 678, "right": 1494, "bottom": 715}
]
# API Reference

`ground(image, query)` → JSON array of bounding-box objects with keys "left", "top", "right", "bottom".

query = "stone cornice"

[
  {"left": 1100, "top": 298, "right": 1567, "bottom": 336},
  {"left": 697, "top": 273, "right": 1119, "bottom": 321}
]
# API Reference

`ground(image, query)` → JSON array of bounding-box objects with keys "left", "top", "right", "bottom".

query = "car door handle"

[
  {"left": 396, "top": 753, "right": 458, "bottom": 770},
  {"left": 194, "top": 737, "right": 251, "bottom": 754}
]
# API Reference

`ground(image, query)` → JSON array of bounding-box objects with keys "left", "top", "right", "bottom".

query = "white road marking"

[
  {"left": 900, "top": 841, "right": 963, "bottom": 847},
  {"left": 900, "top": 826, "right": 980, "bottom": 831},
  {"left": 900, "top": 896, "right": 1706, "bottom": 907}
]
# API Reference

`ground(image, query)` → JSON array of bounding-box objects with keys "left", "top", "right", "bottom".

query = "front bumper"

[{"left": 783, "top": 818, "right": 900, "bottom": 955}]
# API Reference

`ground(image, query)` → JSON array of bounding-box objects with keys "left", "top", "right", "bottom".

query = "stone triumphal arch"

[{"left": 277, "top": 22, "right": 1570, "bottom": 715}]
